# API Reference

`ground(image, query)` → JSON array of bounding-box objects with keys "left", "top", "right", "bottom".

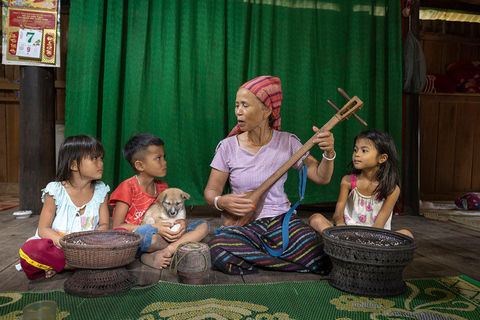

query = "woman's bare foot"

[
  {"left": 45, "top": 269, "right": 57, "bottom": 279},
  {"left": 147, "top": 234, "right": 169, "bottom": 252},
  {"left": 141, "top": 249, "right": 172, "bottom": 269}
]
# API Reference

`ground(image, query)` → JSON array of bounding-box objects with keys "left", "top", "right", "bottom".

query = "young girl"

[
  {"left": 309, "top": 129, "right": 413, "bottom": 238},
  {"left": 19, "top": 135, "right": 110, "bottom": 279}
]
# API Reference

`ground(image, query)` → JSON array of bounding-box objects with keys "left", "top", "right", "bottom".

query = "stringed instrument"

[{"left": 221, "top": 90, "right": 365, "bottom": 227}]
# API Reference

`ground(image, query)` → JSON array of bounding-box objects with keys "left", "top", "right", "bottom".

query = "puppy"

[{"left": 142, "top": 188, "right": 190, "bottom": 232}]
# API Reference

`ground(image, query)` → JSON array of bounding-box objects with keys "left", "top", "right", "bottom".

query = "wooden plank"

[
  {"left": 419, "top": 97, "right": 439, "bottom": 196},
  {"left": 395, "top": 214, "right": 480, "bottom": 281},
  {"left": 0, "top": 217, "right": 38, "bottom": 273},
  {"left": 0, "top": 182, "right": 19, "bottom": 194},
  {"left": 420, "top": 193, "right": 448, "bottom": 201},
  {"left": 0, "top": 97, "right": 20, "bottom": 102},
  {"left": 0, "top": 265, "right": 30, "bottom": 292},
  {"left": 4, "top": 64, "right": 19, "bottom": 184},
  {"left": 420, "top": 32, "right": 480, "bottom": 79},
  {"left": 403, "top": 91, "right": 420, "bottom": 215},
  {"left": 396, "top": 217, "right": 480, "bottom": 281},
  {"left": 12, "top": 66, "right": 19, "bottom": 80},
  {"left": 54, "top": 81, "right": 66, "bottom": 89},
  {"left": 435, "top": 101, "right": 456, "bottom": 193},
  {"left": 420, "top": 32, "right": 480, "bottom": 44},
  {"left": 421, "top": 93, "right": 480, "bottom": 100},
  {"left": 395, "top": 215, "right": 479, "bottom": 237},
  {"left": 412, "top": 237, "right": 479, "bottom": 280},
  {"left": 419, "top": 93, "right": 480, "bottom": 200},
  {"left": 159, "top": 266, "right": 178, "bottom": 282},
  {"left": 0, "top": 213, "right": 38, "bottom": 292},
  {"left": 27, "top": 271, "right": 73, "bottom": 291},
  {"left": 126, "top": 259, "right": 161, "bottom": 286},
  {"left": 420, "top": 192, "right": 465, "bottom": 202},
  {"left": 0, "top": 105, "right": 6, "bottom": 181},
  {"left": 211, "top": 271, "right": 245, "bottom": 284},
  {"left": 441, "top": 41, "right": 460, "bottom": 72},
  {"left": 4, "top": 66, "right": 18, "bottom": 92},
  {"left": 453, "top": 103, "right": 475, "bottom": 192},
  {"left": 404, "top": 256, "right": 463, "bottom": 279},
  {"left": 6, "top": 102, "right": 19, "bottom": 182},
  {"left": 422, "top": 40, "right": 444, "bottom": 74},
  {"left": 460, "top": 42, "right": 480, "bottom": 62},
  {"left": 55, "top": 89, "right": 65, "bottom": 122},
  {"left": 0, "top": 218, "right": 38, "bottom": 247},
  {"left": 473, "top": 106, "right": 480, "bottom": 191},
  {"left": 0, "top": 83, "right": 19, "bottom": 90}
]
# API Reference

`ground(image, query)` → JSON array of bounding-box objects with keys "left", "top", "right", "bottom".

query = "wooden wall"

[
  {"left": 0, "top": 66, "right": 20, "bottom": 183},
  {"left": 0, "top": 6, "right": 68, "bottom": 184},
  {"left": 418, "top": 24, "right": 480, "bottom": 201},
  {"left": 421, "top": 0, "right": 480, "bottom": 13},
  {"left": 421, "top": 18, "right": 480, "bottom": 38},
  {"left": 419, "top": 94, "right": 480, "bottom": 200},
  {"left": 420, "top": 32, "right": 480, "bottom": 75}
]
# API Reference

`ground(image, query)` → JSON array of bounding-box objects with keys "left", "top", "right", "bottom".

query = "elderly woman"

[{"left": 204, "top": 76, "right": 336, "bottom": 275}]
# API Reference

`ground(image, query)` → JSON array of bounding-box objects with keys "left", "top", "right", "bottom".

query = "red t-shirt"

[{"left": 109, "top": 176, "right": 168, "bottom": 225}]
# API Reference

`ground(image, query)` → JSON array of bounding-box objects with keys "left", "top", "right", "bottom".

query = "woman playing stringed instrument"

[{"left": 204, "top": 76, "right": 335, "bottom": 275}]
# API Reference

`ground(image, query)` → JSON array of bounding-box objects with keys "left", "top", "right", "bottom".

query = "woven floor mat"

[
  {"left": 1, "top": 276, "right": 480, "bottom": 319},
  {"left": 0, "top": 194, "right": 19, "bottom": 211},
  {"left": 420, "top": 201, "right": 480, "bottom": 228}
]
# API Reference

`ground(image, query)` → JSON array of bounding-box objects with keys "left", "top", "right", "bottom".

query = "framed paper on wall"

[{"left": 2, "top": 0, "right": 60, "bottom": 67}]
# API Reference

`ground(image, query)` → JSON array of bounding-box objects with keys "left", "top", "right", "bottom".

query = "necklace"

[
  {"left": 135, "top": 175, "right": 157, "bottom": 196},
  {"left": 247, "top": 129, "right": 273, "bottom": 147}
]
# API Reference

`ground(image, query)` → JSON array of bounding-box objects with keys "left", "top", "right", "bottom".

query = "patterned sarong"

[{"left": 208, "top": 214, "right": 332, "bottom": 275}]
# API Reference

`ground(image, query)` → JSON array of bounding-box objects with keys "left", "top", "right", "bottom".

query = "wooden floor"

[{"left": 1, "top": 204, "right": 479, "bottom": 293}]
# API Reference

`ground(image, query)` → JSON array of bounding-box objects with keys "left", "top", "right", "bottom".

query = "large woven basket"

[
  {"left": 322, "top": 226, "right": 417, "bottom": 297},
  {"left": 64, "top": 268, "right": 136, "bottom": 298},
  {"left": 60, "top": 230, "right": 142, "bottom": 269}
]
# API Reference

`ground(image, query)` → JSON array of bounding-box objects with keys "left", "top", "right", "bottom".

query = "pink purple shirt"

[
  {"left": 344, "top": 174, "right": 392, "bottom": 229},
  {"left": 211, "top": 130, "right": 308, "bottom": 219}
]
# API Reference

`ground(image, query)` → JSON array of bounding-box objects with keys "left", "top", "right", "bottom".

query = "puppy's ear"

[
  {"left": 158, "top": 190, "right": 168, "bottom": 202},
  {"left": 181, "top": 192, "right": 191, "bottom": 200}
]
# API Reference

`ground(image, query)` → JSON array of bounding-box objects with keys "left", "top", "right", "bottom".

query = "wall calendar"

[{"left": 2, "top": 0, "right": 60, "bottom": 67}]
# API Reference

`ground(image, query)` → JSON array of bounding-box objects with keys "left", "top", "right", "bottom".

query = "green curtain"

[{"left": 66, "top": 0, "right": 402, "bottom": 205}]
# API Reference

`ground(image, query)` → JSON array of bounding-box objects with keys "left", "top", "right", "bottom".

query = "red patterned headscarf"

[{"left": 227, "top": 76, "right": 283, "bottom": 137}]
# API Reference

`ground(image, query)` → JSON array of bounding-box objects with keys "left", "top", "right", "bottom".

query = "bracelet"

[
  {"left": 322, "top": 151, "right": 336, "bottom": 161},
  {"left": 214, "top": 195, "right": 224, "bottom": 211}
]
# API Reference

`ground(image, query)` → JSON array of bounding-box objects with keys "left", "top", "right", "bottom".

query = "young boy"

[{"left": 110, "top": 133, "right": 209, "bottom": 269}]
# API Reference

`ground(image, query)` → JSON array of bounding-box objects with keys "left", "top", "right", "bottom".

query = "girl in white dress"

[
  {"left": 19, "top": 135, "right": 110, "bottom": 279},
  {"left": 309, "top": 129, "right": 412, "bottom": 238}
]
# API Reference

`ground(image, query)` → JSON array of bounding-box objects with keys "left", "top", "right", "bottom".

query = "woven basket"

[
  {"left": 60, "top": 230, "right": 142, "bottom": 269},
  {"left": 64, "top": 267, "right": 136, "bottom": 298},
  {"left": 322, "top": 226, "right": 417, "bottom": 297}
]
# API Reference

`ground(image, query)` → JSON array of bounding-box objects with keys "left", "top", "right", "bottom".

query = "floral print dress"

[{"left": 343, "top": 174, "right": 392, "bottom": 230}]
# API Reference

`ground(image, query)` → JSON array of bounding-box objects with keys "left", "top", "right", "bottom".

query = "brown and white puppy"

[{"left": 142, "top": 188, "right": 190, "bottom": 232}]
